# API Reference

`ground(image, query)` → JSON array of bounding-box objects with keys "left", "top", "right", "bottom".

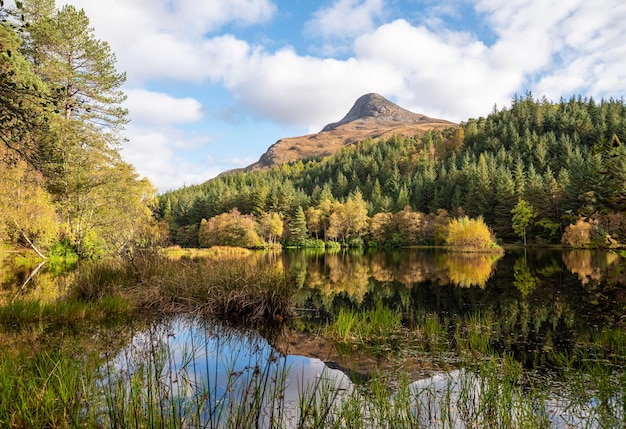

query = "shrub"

[
  {"left": 445, "top": 216, "right": 500, "bottom": 252},
  {"left": 562, "top": 218, "right": 593, "bottom": 247},
  {"left": 198, "top": 209, "right": 262, "bottom": 248}
]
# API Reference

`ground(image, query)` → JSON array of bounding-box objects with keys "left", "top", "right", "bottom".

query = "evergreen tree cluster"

[{"left": 160, "top": 94, "right": 626, "bottom": 248}]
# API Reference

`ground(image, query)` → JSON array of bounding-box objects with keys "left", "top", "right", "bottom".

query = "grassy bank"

[{"left": 70, "top": 249, "right": 295, "bottom": 323}]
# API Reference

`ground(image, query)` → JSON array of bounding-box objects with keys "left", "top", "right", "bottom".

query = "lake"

[{"left": 1, "top": 248, "right": 624, "bottom": 427}]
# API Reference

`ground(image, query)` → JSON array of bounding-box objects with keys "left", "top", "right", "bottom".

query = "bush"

[
  {"left": 445, "top": 216, "right": 501, "bottom": 252},
  {"left": 562, "top": 218, "right": 593, "bottom": 247}
]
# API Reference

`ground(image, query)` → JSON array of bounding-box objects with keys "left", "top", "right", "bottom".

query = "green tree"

[
  {"left": 24, "top": 3, "right": 127, "bottom": 127},
  {"left": 288, "top": 206, "right": 308, "bottom": 246},
  {"left": 0, "top": 21, "right": 50, "bottom": 168},
  {"left": 511, "top": 199, "right": 536, "bottom": 246}
]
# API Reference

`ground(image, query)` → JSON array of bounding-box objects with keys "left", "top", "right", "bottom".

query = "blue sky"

[{"left": 58, "top": 0, "right": 626, "bottom": 192}]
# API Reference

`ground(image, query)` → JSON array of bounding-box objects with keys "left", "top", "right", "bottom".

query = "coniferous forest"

[{"left": 159, "top": 95, "right": 626, "bottom": 249}]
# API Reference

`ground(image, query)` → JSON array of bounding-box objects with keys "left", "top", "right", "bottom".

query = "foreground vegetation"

[
  {"left": 1, "top": 309, "right": 623, "bottom": 428},
  {"left": 67, "top": 250, "right": 293, "bottom": 323},
  {"left": 1, "top": 247, "right": 624, "bottom": 427}
]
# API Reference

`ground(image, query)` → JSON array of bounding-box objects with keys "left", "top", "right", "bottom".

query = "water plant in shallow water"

[{"left": 71, "top": 250, "right": 295, "bottom": 323}]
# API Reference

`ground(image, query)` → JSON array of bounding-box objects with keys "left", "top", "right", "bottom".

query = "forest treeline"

[
  {"left": 3, "top": 1, "right": 625, "bottom": 255},
  {"left": 0, "top": 1, "right": 159, "bottom": 257},
  {"left": 159, "top": 94, "right": 626, "bottom": 249}
]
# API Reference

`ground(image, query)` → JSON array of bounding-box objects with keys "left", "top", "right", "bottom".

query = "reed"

[
  {"left": 0, "top": 351, "right": 96, "bottom": 428},
  {"left": 1, "top": 331, "right": 624, "bottom": 428},
  {"left": 71, "top": 250, "right": 295, "bottom": 324},
  {"left": 325, "top": 305, "right": 405, "bottom": 352}
]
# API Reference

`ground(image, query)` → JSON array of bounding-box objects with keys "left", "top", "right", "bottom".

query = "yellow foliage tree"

[
  {"left": 0, "top": 155, "right": 58, "bottom": 252},
  {"left": 198, "top": 209, "right": 262, "bottom": 248},
  {"left": 445, "top": 216, "right": 500, "bottom": 252},
  {"left": 561, "top": 218, "right": 594, "bottom": 247}
]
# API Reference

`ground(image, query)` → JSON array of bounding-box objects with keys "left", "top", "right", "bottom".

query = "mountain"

[{"left": 245, "top": 93, "right": 455, "bottom": 170}]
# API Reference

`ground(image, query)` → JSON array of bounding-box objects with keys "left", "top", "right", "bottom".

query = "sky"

[{"left": 55, "top": 0, "right": 626, "bottom": 192}]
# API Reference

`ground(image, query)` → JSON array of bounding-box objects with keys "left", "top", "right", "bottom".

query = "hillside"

[
  {"left": 245, "top": 93, "right": 455, "bottom": 169},
  {"left": 159, "top": 95, "right": 626, "bottom": 248}
]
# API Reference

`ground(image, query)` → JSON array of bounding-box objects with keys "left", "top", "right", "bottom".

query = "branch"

[{"left": 13, "top": 218, "right": 46, "bottom": 259}]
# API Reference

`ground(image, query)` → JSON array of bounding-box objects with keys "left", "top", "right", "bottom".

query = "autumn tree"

[
  {"left": 369, "top": 212, "right": 393, "bottom": 245},
  {"left": 445, "top": 216, "right": 499, "bottom": 252},
  {"left": 198, "top": 209, "right": 261, "bottom": 248},
  {"left": 561, "top": 218, "right": 593, "bottom": 248},
  {"left": 0, "top": 153, "right": 58, "bottom": 253},
  {"left": 259, "top": 211, "right": 283, "bottom": 244}
]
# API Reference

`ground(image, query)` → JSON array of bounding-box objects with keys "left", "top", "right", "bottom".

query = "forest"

[
  {"left": 159, "top": 94, "right": 626, "bottom": 249},
  {"left": 0, "top": 1, "right": 159, "bottom": 258},
  {"left": 2, "top": 1, "right": 626, "bottom": 256}
]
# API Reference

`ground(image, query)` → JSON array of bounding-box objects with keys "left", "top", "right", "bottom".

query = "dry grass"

[
  {"left": 71, "top": 250, "right": 294, "bottom": 324},
  {"left": 164, "top": 245, "right": 251, "bottom": 260}
]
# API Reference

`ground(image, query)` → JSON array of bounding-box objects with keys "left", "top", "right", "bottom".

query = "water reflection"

[
  {"left": 282, "top": 248, "right": 625, "bottom": 367},
  {"left": 102, "top": 318, "right": 353, "bottom": 428},
  {"left": 282, "top": 248, "right": 622, "bottom": 293},
  {"left": 0, "top": 252, "right": 73, "bottom": 304},
  {"left": 562, "top": 249, "right": 619, "bottom": 285},
  {"left": 103, "top": 317, "right": 624, "bottom": 429}
]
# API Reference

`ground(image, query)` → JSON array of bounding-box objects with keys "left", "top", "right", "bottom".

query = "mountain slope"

[{"left": 245, "top": 93, "right": 455, "bottom": 170}]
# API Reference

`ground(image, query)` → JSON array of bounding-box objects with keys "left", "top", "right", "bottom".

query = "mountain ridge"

[{"left": 244, "top": 93, "right": 456, "bottom": 171}]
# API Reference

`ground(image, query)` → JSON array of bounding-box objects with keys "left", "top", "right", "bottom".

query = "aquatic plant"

[{"left": 71, "top": 250, "right": 295, "bottom": 324}]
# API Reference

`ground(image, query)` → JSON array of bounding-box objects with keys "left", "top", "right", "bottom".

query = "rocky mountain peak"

[
  {"left": 322, "top": 93, "right": 427, "bottom": 132},
  {"left": 243, "top": 93, "right": 455, "bottom": 171}
]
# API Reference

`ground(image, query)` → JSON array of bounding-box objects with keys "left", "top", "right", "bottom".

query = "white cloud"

[
  {"left": 61, "top": 0, "right": 276, "bottom": 84},
  {"left": 58, "top": 0, "right": 626, "bottom": 188},
  {"left": 66, "top": 0, "right": 626, "bottom": 127},
  {"left": 122, "top": 125, "right": 217, "bottom": 192},
  {"left": 125, "top": 89, "right": 203, "bottom": 125},
  {"left": 305, "top": 0, "right": 385, "bottom": 40}
]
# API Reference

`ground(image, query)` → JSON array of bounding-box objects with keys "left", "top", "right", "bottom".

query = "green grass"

[
  {"left": 325, "top": 305, "right": 405, "bottom": 352},
  {"left": 0, "top": 323, "right": 624, "bottom": 428}
]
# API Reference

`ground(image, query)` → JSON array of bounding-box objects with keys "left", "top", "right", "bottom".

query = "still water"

[{"left": 3, "top": 248, "right": 625, "bottom": 427}]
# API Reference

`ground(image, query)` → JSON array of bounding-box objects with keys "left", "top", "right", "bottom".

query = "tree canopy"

[{"left": 0, "top": 1, "right": 159, "bottom": 257}]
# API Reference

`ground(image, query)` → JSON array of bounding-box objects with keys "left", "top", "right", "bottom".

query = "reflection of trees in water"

[
  {"left": 290, "top": 250, "right": 502, "bottom": 296},
  {"left": 562, "top": 249, "right": 619, "bottom": 285},
  {"left": 0, "top": 255, "right": 73, "bottom": 304},
  {"left": 289, "top": 249, "right": 625, "bottom": 367},
  {"left": 304, "top": 253, "right": 370, "bottom": 303},
  {"left": 513, "top": 258, "right": 538, "bottom": 296},
  {"left": 439, "top": 252, "right": 501, "bottom": 288}
]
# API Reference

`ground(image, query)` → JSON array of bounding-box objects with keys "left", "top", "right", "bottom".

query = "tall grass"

[
  {"left": 0, "top": 351, "right": 95, "bottom": 428},
  {"left": 71, "top": 250, "right": 295, "bottom": 324},
  {"left": 1, "top": 320, "right": 624, "bottom": 428},
  {"left": 325, "top": 305, "right": 405, "bottom": 353}
]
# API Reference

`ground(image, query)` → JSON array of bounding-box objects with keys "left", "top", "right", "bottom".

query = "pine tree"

[{"left": 288, "top": 206, "right": 309, "bottom": 246}]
